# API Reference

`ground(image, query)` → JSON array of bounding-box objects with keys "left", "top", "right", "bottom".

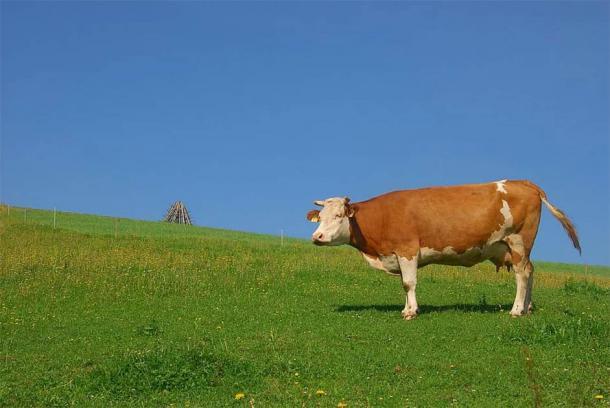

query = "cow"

[{"left": 306, "top": 180, "right": 580, "bottom": 320}]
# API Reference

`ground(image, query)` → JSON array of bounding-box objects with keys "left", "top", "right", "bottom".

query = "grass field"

[{"left": 1, "top": 206, "right": 609, "bottom": 407}]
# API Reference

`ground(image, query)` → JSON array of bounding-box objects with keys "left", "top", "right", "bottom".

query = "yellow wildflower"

[
  {"left": 337, "top": 402, "right": 348, "bottom": 407},
  {"left": 316, "top": 390, "right": 326, "bottom": 396},
  {"left": 235, "top": 392, "right": 246, "bottom": 400},
  {"left": 594, "top": 394, "right": 604, "bottom": 399}
]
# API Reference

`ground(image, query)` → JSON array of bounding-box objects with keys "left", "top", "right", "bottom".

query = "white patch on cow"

[
  {"left": 419, "top": 246, "right": 443, "bottom": 263},
  {"left": 361, "top": 253, "right": 385, "bottom": 270},
  {"left": 487, "top": 199, "right": 513, "bottom": 245},
  {"left": 380, "top": 255, "right": 401, "bottom": 273},
  {"left": 495, "top": 179, "right": 508, "bottom": 194},
  {"left": 361, "top": 253, "right": 401, "bottom": 275},
  {"left": 419, "top": 246, "right": 459, "bottom": 262},
  {"left": 505, "top": 233, "right": 524, "bottom": 257}
]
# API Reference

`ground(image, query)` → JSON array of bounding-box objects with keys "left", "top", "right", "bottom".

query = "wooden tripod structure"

[{"left": 164, "top": 201, "right": 192, "bottom": 225}]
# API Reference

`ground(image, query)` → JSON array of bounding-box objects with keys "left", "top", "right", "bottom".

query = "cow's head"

[{"left": 306, "top": 197, "right": 355, "bottom": 246}]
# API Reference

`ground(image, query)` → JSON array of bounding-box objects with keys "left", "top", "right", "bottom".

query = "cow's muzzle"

[{"left": 312, "top": 232, "right": 327, "bottom": 245}]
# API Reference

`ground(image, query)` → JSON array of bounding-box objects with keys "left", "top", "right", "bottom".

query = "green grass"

[{"left": 1, "top": 206, "right": 609, "bottom": 407}]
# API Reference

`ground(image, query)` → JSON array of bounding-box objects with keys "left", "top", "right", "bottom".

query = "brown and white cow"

[{"left": 306, "top": 180, "right": 580, "bottom": 319}]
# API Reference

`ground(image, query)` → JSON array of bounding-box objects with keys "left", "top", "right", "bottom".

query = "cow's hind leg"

[
  {"left": 511, "top": 257, "right": 534, "bottom": 316},
  {"left": 506, "top": 230, "right": 537, "bottom": 316},
  {"left": 526, "top": 267, "right": 534, "bottom": 313},
  {"left": 397, "top": 253, "right": 419, "bottom": 320}
]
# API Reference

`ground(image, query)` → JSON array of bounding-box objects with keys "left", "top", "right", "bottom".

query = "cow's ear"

[
  {"left": 307, "top": 209, "right": 320, "bottom": 223},
  {"left": 344, "top": 197, "right": 355, "bottom": 217},
  {"left": 345, "top": 204, "right": 355, "bottom": 218}
]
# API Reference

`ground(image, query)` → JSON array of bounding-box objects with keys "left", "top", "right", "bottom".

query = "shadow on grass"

[{"left": 335, "top": 303, "right": 513, "bottom": 314}]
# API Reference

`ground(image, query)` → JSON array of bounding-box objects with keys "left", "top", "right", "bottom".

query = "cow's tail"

[{"left": 533, "top": 185, "right": 581, "bottom": 254}]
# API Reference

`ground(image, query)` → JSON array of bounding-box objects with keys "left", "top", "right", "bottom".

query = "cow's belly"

[
  {"left": 419, "top": 242, "right": 511, "bottom": 268},
  {"left": 361, "top": 242, "right": 511, "bottom": 272},
  {"left": 361, "top": 253, "right": 401, "bottom": 275}
]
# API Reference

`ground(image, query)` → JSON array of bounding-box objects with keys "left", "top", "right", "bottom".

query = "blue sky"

[{"left": 1, "top": 2, "right": 608, "bottom": 265}]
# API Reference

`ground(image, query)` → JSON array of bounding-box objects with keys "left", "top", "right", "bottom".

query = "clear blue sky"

[{"left": 1, "top": 2, "right": 608, "bottom": 265}]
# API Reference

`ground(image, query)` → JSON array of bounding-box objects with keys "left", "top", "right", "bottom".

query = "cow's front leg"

[{"left": 397, "top": 254, "right": 419, "bottom": 320}]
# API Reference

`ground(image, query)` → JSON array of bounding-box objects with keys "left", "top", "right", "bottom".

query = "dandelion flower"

[
  {"left": 316, "top": 390, "right": 326, "bottom": 396},
  {"left": 337, "top": 401, "right": 348, "bottom": 407},
  {"left": 594, "top": 394, "right": 604, "bottom": 399},
  {"left": 235, "top": 392, "right": 245, "bottom": 400}
]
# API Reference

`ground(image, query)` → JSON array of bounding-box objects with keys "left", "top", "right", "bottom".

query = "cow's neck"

[{"left": 348, "top": 210, "right": 375, "bottom": 255}]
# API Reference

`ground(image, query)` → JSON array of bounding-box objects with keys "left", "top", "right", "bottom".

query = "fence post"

[
  {"left": 24, "top": 208, "right": 27, "bottom": 223},
  {"left": 53, "top": 207, "right": 57, "bottom": 229},
  {"left": 280, "top": 229, "right": 284, "bottom": 247},
  {"left": 114, "top": 218, "right": 118, "bottom": 239}
]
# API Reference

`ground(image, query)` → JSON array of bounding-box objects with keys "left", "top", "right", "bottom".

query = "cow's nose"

[{"left": 312, "top": 232, "right": 324, "bottom": 242}]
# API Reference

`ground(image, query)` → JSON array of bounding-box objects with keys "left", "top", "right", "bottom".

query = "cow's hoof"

[
  {"left": 509, "top": 310, "right": 526, "bottom": 318},
  {"left": 402, "top": 310, "right": 418, "bottom": 320}
]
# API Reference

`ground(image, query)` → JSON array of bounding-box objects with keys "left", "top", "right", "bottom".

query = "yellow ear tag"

[{"left": 311, "top": 215, "right": 320, "bottom": 222}]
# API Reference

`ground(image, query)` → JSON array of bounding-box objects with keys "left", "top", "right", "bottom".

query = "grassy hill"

[{"left": 1, "top": 206, "right": 608, "bottom": 407}]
